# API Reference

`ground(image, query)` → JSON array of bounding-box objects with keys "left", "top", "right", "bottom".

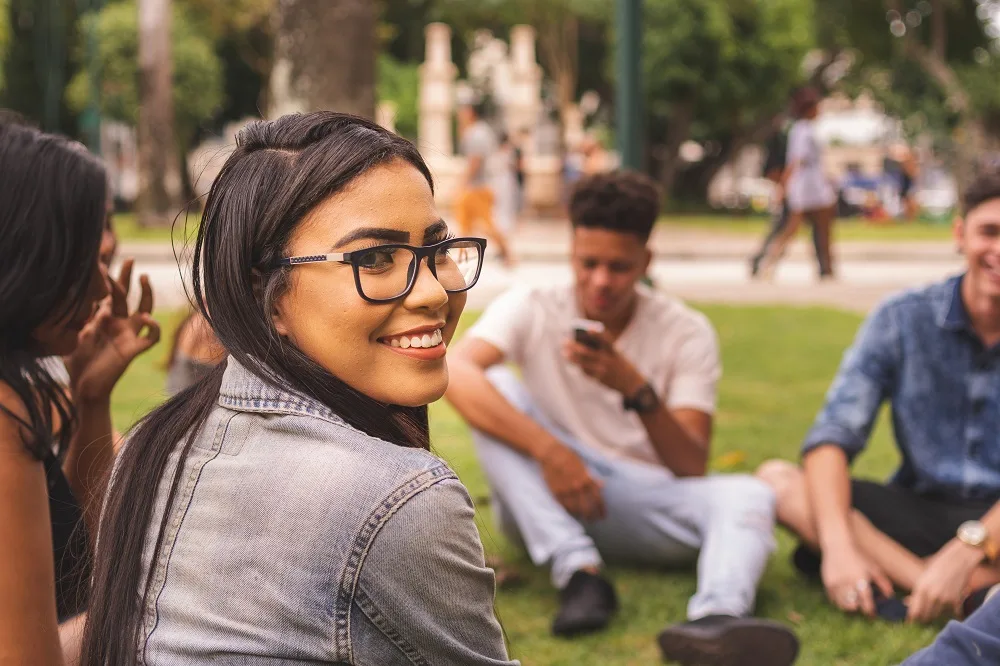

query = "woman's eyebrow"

[
  {"left": 422, "top": 219, "right": 448, "bottom": 242},
  {"left": 331, "top": 227, "right": 409, "bottom": 250}
]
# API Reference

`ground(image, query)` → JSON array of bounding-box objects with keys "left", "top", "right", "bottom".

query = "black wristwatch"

[{"left": 623, "top": 382, "right": 658, "bottom": 413}]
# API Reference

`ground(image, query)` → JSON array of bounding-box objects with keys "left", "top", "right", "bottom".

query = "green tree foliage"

[
  {"left": 0, "top": 0, "right": 8, "bottom": 90},
  {"left": 643, "top": 0, "right": 815, "bottom": 197},
  {"left": 377, "top": 52, "right": 419, "bottom": 140},
  {"left": 830, "top": 0, "right": 1000, "bottom": 176},
  {"left": 0, "top": 0, "right": 82, "bottom": 134},
  {"left": 66, "top": 0, "right": 223, "bottom": 151}
]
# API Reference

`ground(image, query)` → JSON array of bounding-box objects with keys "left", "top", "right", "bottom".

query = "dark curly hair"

[
  {"left": 963, "top": 167, "right": 1000, "bottom": 216},
  {"left": 569, "top": 170, "right": 661, "bottom": 242}
]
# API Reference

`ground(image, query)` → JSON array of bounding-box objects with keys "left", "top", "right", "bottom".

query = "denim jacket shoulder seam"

[
  {"left": 140, "top": 410, "right": 237, "bottom": 660},
  {"left": 353, "top": 587, "right": 428, "bottom": 665},
  {"left": 332, "top": 464, "right": 456, "bottom": 662}
]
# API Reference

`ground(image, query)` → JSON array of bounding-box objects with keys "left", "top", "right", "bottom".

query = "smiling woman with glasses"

[{"left": 81, "top": 113, "right": 518, "bottom": 666}]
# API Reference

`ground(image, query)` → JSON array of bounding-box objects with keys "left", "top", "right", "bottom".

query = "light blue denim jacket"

[
  {"left": 803, "top": 275, "right": 1000, "bottom": 502},
  {"left": 136, "top": 357, "right": 518, "bottom": 665}
]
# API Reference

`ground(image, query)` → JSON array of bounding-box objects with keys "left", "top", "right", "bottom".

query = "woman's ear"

[
  {"left": 272, "top": 300, "right": 291, "bottom": 338},
  {"left": 254, "top": 268, "right": 291, "bottom": 338}
]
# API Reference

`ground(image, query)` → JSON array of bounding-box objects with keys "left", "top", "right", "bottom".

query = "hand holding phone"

[{"left": 572, "top": 318, "right": 605, "bottom": 350}]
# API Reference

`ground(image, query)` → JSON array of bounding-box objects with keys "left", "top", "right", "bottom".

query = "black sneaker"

[
  {"left": 657, "top": 615, "right": 799, "bottom": 666},
  {"left": 551, "top": 570, "right": 618, "bottom": 637}
]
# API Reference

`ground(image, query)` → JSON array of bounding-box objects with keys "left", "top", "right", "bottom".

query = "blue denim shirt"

[
  {"left": 134, "top": 357, "right": 517, "bottom": 665},
  {"left": 902, "top": 590, "right": 1000, "bottom": 665},
  {"left": 803, "top": 275, "right": 1000, "bottom": 502}
]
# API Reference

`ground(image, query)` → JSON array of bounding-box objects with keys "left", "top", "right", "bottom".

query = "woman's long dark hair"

[
  {"left": 0, "top": 120, "right": 108, "bottom": 460},
  {"left": 82, "top": 112, "right": 436, "bottom": 665}
]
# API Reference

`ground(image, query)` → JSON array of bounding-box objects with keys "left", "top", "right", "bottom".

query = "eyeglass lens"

[{"left": 352, "top": 239, "right": 482, "bottom": 301}]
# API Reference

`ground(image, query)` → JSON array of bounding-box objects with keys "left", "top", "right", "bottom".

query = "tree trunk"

[
  {"left": 137, "top": 0, "right": 182, "bottom": 227},
  {"left": 656, "top": 97, "right": 696, "bottom": 195},
  {"left": 269, "top": 0, "right": 376, "bottom": 119},
  {"left": 537, "top": 14, "right": 579, "bottom": 134}
]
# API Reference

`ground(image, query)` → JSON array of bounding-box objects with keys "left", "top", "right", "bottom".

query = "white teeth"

[{"left": 384, "top": 328, "right": 444, "bottom": 349}]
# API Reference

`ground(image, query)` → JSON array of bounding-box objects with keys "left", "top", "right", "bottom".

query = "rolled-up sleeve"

[
  {"left": 357, "top": 477, "right": 519, "bottom": 665},
  {"left": 802, "top": 301, "right": 900, "bottom": 461}
]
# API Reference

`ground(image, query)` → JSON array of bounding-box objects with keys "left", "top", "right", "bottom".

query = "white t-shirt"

[
  {"left": 467, "top": 284, "right": 721, "bottom": 466},
  {"left": 786, "top": 119, "right": 836, "bottom": 212}
]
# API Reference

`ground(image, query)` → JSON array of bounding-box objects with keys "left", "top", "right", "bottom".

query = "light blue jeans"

[{"left": 473, "top": 367, "right": 778, "bottom": 620}]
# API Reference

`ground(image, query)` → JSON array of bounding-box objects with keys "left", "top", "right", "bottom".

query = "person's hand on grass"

[{"left": 822, "top": 541, "right": 893, "bottom": 617}]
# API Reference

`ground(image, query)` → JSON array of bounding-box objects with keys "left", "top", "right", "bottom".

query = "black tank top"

[{"left": 44, "top": 452, "right": 90, "bottom": 622}]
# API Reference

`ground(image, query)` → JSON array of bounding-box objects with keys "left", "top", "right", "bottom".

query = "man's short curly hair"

[
  {"left": 963, "top": 167, "right": 1000, "bottom": 216},
  {"left": 569, "top": 170, "right": 661, "bottom": 242}
]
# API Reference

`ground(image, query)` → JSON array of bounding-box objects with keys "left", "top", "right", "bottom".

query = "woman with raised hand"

[
  {"left": 0, "top": 122, "right": 159, "bottom": 664},
  {"left": 81, "top": 112, "right": 517, "bottom": 665}
]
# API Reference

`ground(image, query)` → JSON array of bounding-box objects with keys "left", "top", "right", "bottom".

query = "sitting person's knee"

[
  {"left": 484, "top": 366, "right": 530, "bottom": 408},
  {"left": 755, "top": 459, "right": 802, "bottom": 507}
]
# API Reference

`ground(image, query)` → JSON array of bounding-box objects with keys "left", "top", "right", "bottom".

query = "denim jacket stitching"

[
  {"left": 333, "top": 465, "right": 456, "bottom": 662},
  {"left": 140, "top": 411, "right": 236, "bottom": 663},
  {"left": 219, "top": 394, "right": 353, "bottom": 431},
  {"left": 354, "top": 587, "right": 427, "bottom": 665}
]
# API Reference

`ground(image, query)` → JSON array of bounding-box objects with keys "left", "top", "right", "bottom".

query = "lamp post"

[
  {"left": 614, "top": 0, "right": 642, "bottom": 170},
  {"left": 79, "top": 0, "right": 103, "bottom": 154}
]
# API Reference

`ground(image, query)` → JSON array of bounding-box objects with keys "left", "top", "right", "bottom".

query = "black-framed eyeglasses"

[{"left": 275, "top": 236, "right": 487, "bottom": 303}]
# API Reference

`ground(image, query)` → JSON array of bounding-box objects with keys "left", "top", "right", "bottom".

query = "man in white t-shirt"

[{"left": 446, "top": 171, "right": 798, "bottom": 666}]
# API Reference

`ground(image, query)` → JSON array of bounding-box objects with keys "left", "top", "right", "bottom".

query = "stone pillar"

[
  {"left": 419, "top": 23, "right": 457, "bottom": 156},
  {"left": 506, "top": 25, "right": 561, "bottom": 217},
  {"left": 506, "top": 25, "right": 543, "bottom": 136}
]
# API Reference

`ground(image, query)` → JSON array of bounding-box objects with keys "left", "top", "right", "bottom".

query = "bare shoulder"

[
  {"left": 0, "top": 381, "right": 33, "bottom": 457},
  {"left": 0, "top": 380, "right": 29, "bottom": 429}
]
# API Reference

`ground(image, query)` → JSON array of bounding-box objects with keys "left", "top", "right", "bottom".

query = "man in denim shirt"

[{"left": 758, "top": 169, "right": 1000, "bottom": 626}]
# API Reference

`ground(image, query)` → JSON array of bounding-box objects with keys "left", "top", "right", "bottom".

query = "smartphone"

[{"left": 571, "top": 318, "right": 605, "bottom": 350}]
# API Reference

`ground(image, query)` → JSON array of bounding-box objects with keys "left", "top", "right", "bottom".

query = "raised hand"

[{"left": 65, "top": 259, "right": 161, "bottom": 401}]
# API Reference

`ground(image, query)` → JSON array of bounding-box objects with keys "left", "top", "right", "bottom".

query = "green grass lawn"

[
  {"left": 112, "top": 305, "right": 939, "bottom": 665},
  {"left": 112, "top": 212, "right": 201, "bottom": 244}
]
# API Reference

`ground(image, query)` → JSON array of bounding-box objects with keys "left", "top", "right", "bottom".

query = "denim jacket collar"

[
  {"left": 218, "top": 356, "right": 348, "bottom": 427},
  {"left": 935, "top": 273, "right": 970, "bottom": 333}
]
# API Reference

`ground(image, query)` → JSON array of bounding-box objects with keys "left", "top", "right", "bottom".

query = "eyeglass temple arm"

[{"left": 275, "top": 252, "right": 348, "bottom": 267}]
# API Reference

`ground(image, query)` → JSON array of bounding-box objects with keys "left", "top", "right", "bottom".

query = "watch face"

[
  {"left": 636, "top": 385, "right": 658, "bottom": 411},
  {"left": 959, "top": 521, "right": 987, "bottom": 546}
]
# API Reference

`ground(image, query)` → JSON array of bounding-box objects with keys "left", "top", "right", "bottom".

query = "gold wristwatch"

[{"left": 957, "top": 521, "right": 1000, "bottom": 563}]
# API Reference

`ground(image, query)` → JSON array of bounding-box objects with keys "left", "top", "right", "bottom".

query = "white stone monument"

[
  {"left": 415, "top": 23, "right": 564, "bottom": 215},
  {"left": 418, "top": 23, "right": 465, "bottom": 206}
]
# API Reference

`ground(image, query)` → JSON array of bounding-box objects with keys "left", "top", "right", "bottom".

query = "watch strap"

[
  {"left": 986, "top": 537, "right": 1000, "bottom": 563},
  {"left": 624, "top": 382, "right": 657, "bottom": 413}
]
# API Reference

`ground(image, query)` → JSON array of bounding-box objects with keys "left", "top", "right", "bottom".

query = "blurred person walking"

[
  {"left": 749, "top": 114, "right": 823, "bottom": 278},
  {"left": 757, "top": 87, "right": 838, "bottom": 280},
  {"left": 456, "top": 102, "right": 514, "bottom": 266}
]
